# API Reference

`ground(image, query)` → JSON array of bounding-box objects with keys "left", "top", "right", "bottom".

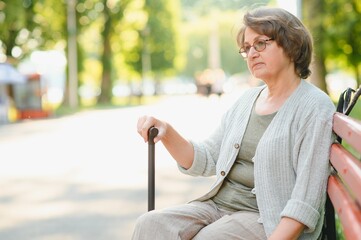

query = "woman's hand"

[
  {"left": 137, "top": 115, "right": 167, "bottom": 143},
  {"left": 137, "top": 115, "right": 194, "bottom": 169}
]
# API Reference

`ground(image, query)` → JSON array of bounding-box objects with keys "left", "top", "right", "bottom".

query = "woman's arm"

[
  {"left": 137, "top": 115, "right": 194, "bottom": 169},
  {"left": 268, "top": 217, "right": 305, "bottom": 240}
]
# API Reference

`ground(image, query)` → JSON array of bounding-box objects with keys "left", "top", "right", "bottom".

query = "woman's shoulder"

[
  {"left": 291, "top": 80, "right": 335, "bottom": 121},
  {"left": 298, "top": 80, "right": 335, "bottom": 110}
]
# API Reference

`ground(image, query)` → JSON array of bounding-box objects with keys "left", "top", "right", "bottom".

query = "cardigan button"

[
  {"left": 251, "top": 188, "right": 256, "bottom": 194},
  {"left": 221, "top": 171, "right": 226, "bottom": 176},
  {"left": 234, "top": 143, "right": 240, "bottom": 149}
]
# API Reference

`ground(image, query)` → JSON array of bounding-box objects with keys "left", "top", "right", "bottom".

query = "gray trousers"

[{"left": 132, "top": 200, "right": 267, "bottom": 240}]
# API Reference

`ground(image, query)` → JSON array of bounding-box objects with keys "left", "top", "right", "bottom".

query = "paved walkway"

[{"left": 0, "top": 93, "right": 240, "bottom": 240}]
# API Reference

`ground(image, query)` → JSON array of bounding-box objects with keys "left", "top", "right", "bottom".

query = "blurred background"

[
  {"left": 0, "top": 0, "right": 360, "bottom": 119},
  {"left": 0, "top": 0, "right": 360, "bottom": 239}
]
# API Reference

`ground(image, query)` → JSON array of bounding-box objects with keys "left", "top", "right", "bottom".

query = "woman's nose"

[{"left": 248, "top": 46, "right": 259, "bottom": 58}]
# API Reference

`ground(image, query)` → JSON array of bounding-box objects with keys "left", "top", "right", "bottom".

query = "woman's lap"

[
  {"left": 132, "top": 200, "right": 266, "bottom": 240},
  {"left": 193, "top": 211, "right": 266, "bottom": 240}
]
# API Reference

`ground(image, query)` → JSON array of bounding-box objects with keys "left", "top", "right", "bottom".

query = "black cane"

[{"left": 148, "top": 127, "right": 158, "bottom": 211}]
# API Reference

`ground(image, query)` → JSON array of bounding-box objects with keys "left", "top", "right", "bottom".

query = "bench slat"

[
  {"left": 327, "top": 175, "right": 361, "bottom": 240},
  {"left": 333, "top": 112, "right": 361, "bottom": 153},
  {"left": 330, "top": 143, "right": 361, "bottom": 204}
]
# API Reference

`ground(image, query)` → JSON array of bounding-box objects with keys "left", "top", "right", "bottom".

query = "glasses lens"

[
  {"left": 240, "top": 39, "right": 271, "bottom": 58},
  {"left": 239, "top": 48, "right": 247, "bottom": 58},
  {"left": 254, "top": 40, "right": 266, "bottom": 52},
  {"left": 240, "top": 46, "right": 250, "bottom": 58}
]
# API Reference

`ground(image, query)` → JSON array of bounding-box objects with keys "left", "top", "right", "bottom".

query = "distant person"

[{"left": 133, "top": 7, "right": 335, "bottom": 240}]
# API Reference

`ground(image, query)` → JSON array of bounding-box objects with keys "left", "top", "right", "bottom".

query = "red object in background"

[
  {"left": 13, "top": 73, "right": 51, "bottom": 120},
  {"left": 18, "top": 109, "right": 51, "bottom": 119}
]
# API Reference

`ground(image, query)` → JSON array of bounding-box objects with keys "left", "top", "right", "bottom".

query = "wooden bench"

[{"left": 324, "top": 87, "right": 361, "bottom": 239}]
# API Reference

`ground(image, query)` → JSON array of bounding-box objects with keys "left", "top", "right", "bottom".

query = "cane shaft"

[{"left": 148, "top": 127, "right": 158, "bottom": 211}]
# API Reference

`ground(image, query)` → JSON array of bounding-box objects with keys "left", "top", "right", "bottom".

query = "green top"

[{"left": 212, "top": 105, "right": 276, "bottom": 212}]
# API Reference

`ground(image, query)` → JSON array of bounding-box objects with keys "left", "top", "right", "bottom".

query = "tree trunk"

[
  {"left": 309, "top": 52, "right": 328, "bottom": 94},
  {"left": 98, "top": 3, "right": 112, "bottom": 104},
  {"left": 66, "top": 0, "right": 78, "bottom": 108},
  {"left": 303, "top": 0, "right": 329, "bottom": 93}
]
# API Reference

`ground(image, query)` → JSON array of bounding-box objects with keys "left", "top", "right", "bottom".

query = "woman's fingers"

[
  {"left": 153, "top": 126, "right": 166, "bottom": 143},
  {"left": 137, "top": 115, "right": 160, "bottom": 142}
]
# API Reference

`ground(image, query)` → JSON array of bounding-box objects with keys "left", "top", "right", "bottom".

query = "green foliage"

[
  {"left": 33, "top": 0, "right": 66, "bottom": 49},
  {"left": 0, "top": 0, "right": 272, "bottom": 104},
  {"left": 323, "top": 0, "right": 361, "bottom": 85},
  {"left": 344, "top": 99, "right": 361, "bottom": 158},
  {"left": 0, "top": 0, "right": 66, "bottom": 61},
  {"left": 335, "top": 215, "right": 346, "bottom": 240},
  {"left": 181, "top": 0, "right": 269, "bottom": 16},
  {"left": 349, "top": 98, "right": 361, "bottom": 120},
  {"left": 181, "top": 11, "right": 248, "bottom": 78},
  {"left": 123, "top": 0, "right": 181, "bottom": 79},
  {"left": 181, "top": 19, "right": 209, "bottom": 77},
  {"left": 145, "top": 0, "right": 179, "bottom": 73},
  {"left": 217, "top": 12, "right": 248, "bottom": 75},
  {"left": 302, "top": 0, "right": 361, "bottom": 92},
  {"left": 179, "top": 0, "right": 269, "bottom": 78},
  {"left": 0, "top": 0, "right": 31, "bottom": 57},
  {"left": 121, "top": 0, "right": 180, "bottom": 78}
]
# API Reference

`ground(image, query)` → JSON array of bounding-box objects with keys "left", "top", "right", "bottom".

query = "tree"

[
  {"left": 124, "top": 0, "right": 181, "bottom": 95},
  {"left": 179, "top": 0, "right": 269, "bottom": 78},
  {"left": 0, "top": 0, "right": 32, "bottom": 61},
  {"left": 303, "top": 0, "right": 329, "bottom": 93},
  {"left": 0, "top": 0, "right": 66, "bottom": 62},
  {"left": 303, "top": 0, "right": 361, "bottom": 92},
  {"left": 324, "top": 0, "right": 361, "bottom": 86},
  {"left": 145, "top": 0, "right": 181, "bottom": 90},
  {"left": 72, "top": 0, "right": 132, "bottom": 104},
  {"left": 98, "top": 0, "right": 132, "bottom": 103},
  {"left": 181, "top": 11, "right": 249, "bottom": 79},
  {"left": 181, "top": 0, "right": 269, "bottom": 16}
]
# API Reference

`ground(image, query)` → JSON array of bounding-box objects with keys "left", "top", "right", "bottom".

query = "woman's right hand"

[
  {"left": 137, "top": 115, "right": 167, "bottom": 143},
  {"left": 137, "top": 115, "right": 194, "bottom": 169}
]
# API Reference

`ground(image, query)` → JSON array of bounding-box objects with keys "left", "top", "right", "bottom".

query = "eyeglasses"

[{"left": 239, "top": 38, "right": 274, "bottom": 58}]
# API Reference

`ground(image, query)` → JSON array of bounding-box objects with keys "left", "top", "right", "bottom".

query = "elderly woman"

[{"left": 133, "top": 7, "right": 335, "bottom": 240}]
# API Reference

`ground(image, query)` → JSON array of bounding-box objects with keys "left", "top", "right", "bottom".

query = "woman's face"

[{"left": 243, "top": 27, "right": 293, "bottom": 82}]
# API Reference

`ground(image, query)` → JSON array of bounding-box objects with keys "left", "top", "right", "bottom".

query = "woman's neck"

[
  {"left": 255, "top": 77, "right": 301, "bottom": 115},
  {"left": 266, "top": 76, "right": 301, "bottom": 99}
]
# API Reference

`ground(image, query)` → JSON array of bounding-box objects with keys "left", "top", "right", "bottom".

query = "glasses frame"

[{"left": 239, "top": 38, "right": 274, "bottom": 58}]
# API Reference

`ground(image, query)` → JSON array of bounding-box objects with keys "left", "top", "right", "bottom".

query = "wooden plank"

[
  {"left": 333, "top": 113, "right": 361, "bottom": 153},
  {"left": 328, "top": 175, "right": 361, "bottom": 240},
  {"left": 330, "top": 143, "right": 361, "bottom": 204}
]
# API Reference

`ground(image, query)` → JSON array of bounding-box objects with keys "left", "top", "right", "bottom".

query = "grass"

[{"left": 348, "top": 98, "right": 361, "bottom": 119}]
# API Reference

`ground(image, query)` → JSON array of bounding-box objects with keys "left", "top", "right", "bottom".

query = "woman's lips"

[{"left": 252, "top": 62, "right": 264, "bottom": 70}]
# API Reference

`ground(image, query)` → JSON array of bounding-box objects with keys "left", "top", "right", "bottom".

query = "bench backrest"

[{"left": 327, "top": 112, "right": 361, "bottom": 239}]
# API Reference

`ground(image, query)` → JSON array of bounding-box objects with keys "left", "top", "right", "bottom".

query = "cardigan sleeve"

[
  {"left": 280, "top": 108, "right": 334, "bottom": 232},
  {"left": 177, "top": 113, "right": 226, "bottom": 177}
]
